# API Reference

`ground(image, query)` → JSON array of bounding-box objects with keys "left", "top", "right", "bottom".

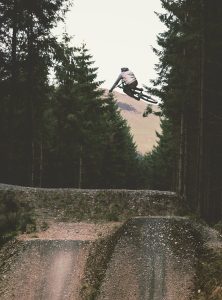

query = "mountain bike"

[{"left": 117, "top": 81, "right": 158, "bottom": 104}]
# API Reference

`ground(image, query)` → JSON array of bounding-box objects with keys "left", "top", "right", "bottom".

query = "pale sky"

[{"left": 62, "top": 0, "right": 165, "bottom": 90}]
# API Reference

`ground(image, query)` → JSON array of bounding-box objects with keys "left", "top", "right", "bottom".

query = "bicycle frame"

[{"left": 117, "top": 81, "right": 158, "bottom": 104}]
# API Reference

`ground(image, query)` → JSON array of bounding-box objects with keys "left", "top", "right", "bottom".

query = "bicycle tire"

[
  {"left": 117, "top": 83, "right": 157, "bottom": 103},
  {"left": 140, "top": 94, "right": 158, "bottom": 104}
]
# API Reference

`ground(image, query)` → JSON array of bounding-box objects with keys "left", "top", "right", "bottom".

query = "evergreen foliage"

[
  {"left": 0, "top": 3, "right": 141, "bottom": 189},
  {"left": 148, "top": 0, "right": 222, "bottom": 222},
  {"left": 0, "top": 0, "right": 71, "bottom": 186},
  {"left": 143, "top": 118, "right": 177, "bottom": 191}
]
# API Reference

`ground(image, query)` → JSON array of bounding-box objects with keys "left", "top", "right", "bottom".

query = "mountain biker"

[{"left": 109, "top": 67, "right": 141, "bottom": 97}]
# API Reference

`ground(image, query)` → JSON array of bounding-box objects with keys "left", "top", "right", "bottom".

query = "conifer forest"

[{"left": 0, "top": 0, "right": 221, "bottom": 223}]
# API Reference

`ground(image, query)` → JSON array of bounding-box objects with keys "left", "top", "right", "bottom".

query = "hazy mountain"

[{"left": 112, "top": 90, "right": 161, "bottom": 155}]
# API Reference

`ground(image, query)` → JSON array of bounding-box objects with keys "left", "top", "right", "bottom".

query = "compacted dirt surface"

[
  {"left": 0, "top": 217, "right": 220, "bottom": 300},
  {"left": 97, "top": 217, "right": 201, "bottom": 300},
  {"left": 0, "top": 222, "right": 120, "bottom": 300},
  {"left": 18, "top": 222, "right": 118, "bottom": 242}
]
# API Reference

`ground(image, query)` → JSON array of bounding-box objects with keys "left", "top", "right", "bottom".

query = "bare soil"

[
  {"left": 0, "top": 221, "right": 120, "bottom": 300},
  {"left": 18, "top": 221, "right": 120, "bottom": 241}
]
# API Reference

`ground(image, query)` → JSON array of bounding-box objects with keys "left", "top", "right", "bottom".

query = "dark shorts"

[
  {"left": 128, "top": 80, "right": 138, "bottom": 89},
  {"left": 123, "top": 80, "right": 138, "bottom": 97}
]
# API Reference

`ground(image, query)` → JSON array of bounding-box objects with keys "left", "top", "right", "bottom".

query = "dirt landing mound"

[
  {"left": 97, "top": 217, "right": 201, "bottom": 300},
  {"left": 0, "top": 240, "right": 88, "bottom": 299},
  {"left": 0, "top": 222, "right": 119, "bottom": 300}
]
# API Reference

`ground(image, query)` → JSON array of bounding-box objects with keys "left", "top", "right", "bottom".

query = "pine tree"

[
  {"left": 52, "top": 41, "right": 139, "bottom": 188},
  {"left": 0, "top": 0, "right": 71, "bottom": 186},
  {"left": 142, "top": 118, "right": 177, "bottom": 190},
  {"left": 99, "top": 94, "right": 138, "bottom": 189},
  {"left": 149, "top": 0, "right": 222, "bottom": 222},
  {"left": 148, "top": 0, "right": 201, "bottom": 194}
]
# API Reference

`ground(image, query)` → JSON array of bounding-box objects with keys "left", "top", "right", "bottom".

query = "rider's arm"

[{"left": 109, "top": 74, "right": 122, "bottom": 92}]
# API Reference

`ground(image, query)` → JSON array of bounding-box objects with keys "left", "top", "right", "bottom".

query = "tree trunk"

[
  {"left": 27, "top": 13, "right": 35, "bottom": 186},
  {"left": 7, "top": 0, "right": 18, "bottom": 181},
  {"left": 198, "top": 0, "right": 206, "bottom": 216},
  {"left": 178, "top": 112, "right": 185, "bottom": 197},
  {"left": 78, "top": 145, "right": 83, "bottom": 189},
  {"left": 39, "top": 139, "right": 43, "bottom": 187}
]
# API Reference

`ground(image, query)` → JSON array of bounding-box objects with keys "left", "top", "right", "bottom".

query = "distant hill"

[{"left": 111, "top": 90, "right": 161, "bottom": 155}]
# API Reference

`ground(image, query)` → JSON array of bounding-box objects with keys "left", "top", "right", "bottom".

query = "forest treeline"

[
  {"left": 145, "top": 0, "right": 222, "bottom": 222},
  {"left": 0, "top": 0, "right": 147, "bottom": 189}
]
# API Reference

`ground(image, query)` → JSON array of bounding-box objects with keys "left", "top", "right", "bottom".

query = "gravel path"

[
  {"left": 98, "top": 217, "right": 201, "bottom": 300},
  {"left": 0, "top": 222, "right": 119, "bottom": 300},
  {"left": 1, "top": 218, "right": 220, "bottom": 300}
]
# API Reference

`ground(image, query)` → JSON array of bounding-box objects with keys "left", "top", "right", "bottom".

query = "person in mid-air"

[{"left": 109, "top": 67, "right": 141, "bottom": 97}]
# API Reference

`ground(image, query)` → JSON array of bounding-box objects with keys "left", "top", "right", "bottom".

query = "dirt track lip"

[
  {"left": 133, "top": 215, "right": 188, "bottom": 219},
  {"left": 18, "top": 222, "right": 121, "bottom": 242},
  {"left": 96, "top": 217, "right": 202, "bottom": 300}
]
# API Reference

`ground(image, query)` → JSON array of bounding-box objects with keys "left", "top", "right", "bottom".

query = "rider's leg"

[
  {"left": 131, "top": 80, "right": 143, "bottom": 91},
  {"left": 123, "top": 81, "right": 138, "bottom": 97},
  {"left": 123, "top": 85, "right": 135, "bottom": 97}
]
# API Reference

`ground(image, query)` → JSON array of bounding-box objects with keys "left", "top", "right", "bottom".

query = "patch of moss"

[
  {"left": 214, "top": 221, "right": 222, "bottom": 235},
  {"left": 194, "top": 246, "right": 222, "bottom": 299},
  {"left": 0, "top": 191, "right": 36, "bottom": 247},
  {"left": 40, "top": 221, "right": 49, "bottom": 231}
]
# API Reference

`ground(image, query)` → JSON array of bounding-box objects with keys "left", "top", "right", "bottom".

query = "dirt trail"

[
  {"left": 1, "top": 218, "right": 220, "bottom": 300},
  {"left": 97, "top": 217, "right": 200, "bottom": 300},
  {"left": 0, "top": 222, "right": 119, "bottom": 300}
]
